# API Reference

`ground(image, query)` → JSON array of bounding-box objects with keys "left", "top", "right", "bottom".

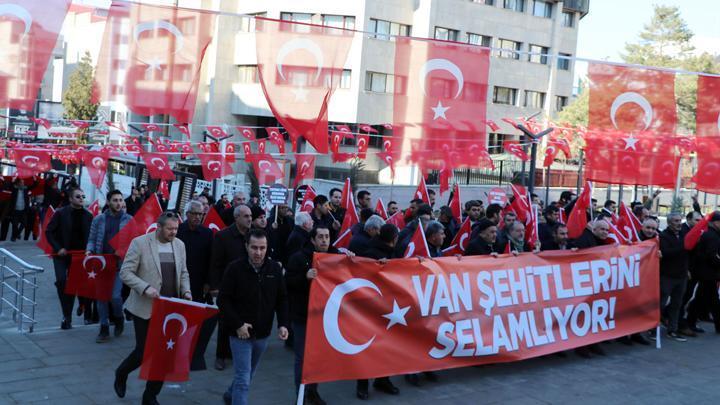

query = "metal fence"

[{"left": 0, "top": 248, "right": 44, "bottom": 333}]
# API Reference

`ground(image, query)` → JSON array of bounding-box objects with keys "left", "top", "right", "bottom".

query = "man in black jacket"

[
  {"left": 679, "top": 210, "right": 703, "bottom": 336},
  {"left": 310, "top": 195, "right": 337, "bottom": 233},
  {"left": 541, "top": 224, "right": 574, "bottom": 251},
  {"left": 286, "top": 212, "right": 314, "bottom": 265},
  {"left": 218, "top": 229, "right": 289, "bottom": 405},
  {"left": 464, "top": 219, "right": 502, "bottom": 257},
  {"left": 658, "top": 213, "right": 689, "bottom": 341},
  {"left": 125, "top": 187, "right": 143, "bottom": 216},
  {"left": 395, "top": 204, "right": 433, "bottom": 257},
  {"left": 686, "top": 211, "right": 720, "bottom": 333},
  {"left": 348, "top": 214, "right": 384, "bottom": 256},
  {"left": 538, "top": 206, "right": 561, "bottom": 248},
  {"left": 46, "top": 187, "right": 93, "bottom": 329}
]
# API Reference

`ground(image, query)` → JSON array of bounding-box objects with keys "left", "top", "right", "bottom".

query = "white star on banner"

[
  {"left": 623, "top": 135, "right": 639, "bottom": 150},
  {"left": 431, "top": 101, "right": 450, "bottom": 120},
  {"left": 291, "top": 84, "right": 309, "bottom": 102},
  {"left": 382, "top": 300, "right": 410, "bottom": 330},
  {"left": 87, "top": 271, "right": 97, "bottom": 279},
  {"left": 166, "top": 339, "right": 175, "bottom": 350},
  {"left": 145, "top": 57, "right": 164, "bottom": 73}
]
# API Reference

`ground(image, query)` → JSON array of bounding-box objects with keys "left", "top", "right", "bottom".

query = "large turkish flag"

[
  {"left": 696, "top": 74, "right": 720, "bottom": 137},
  {"left": 14, "top": 148, "right": 51, "bottom": 178},
  {"left": 0, "top": 0, "right": 71, "bottom": 110},
  {"left": 588, "top": 63, "right": 676, "bottom": 135},
  {"left": 255, "top": 18, "right": 353, "bottom": 154},
  {"left": 393, "top": 38, "right": 490, "bottom": 168},
  {"left": 65, "top": 254, "right": 118, "bottom": 301},
  {"left": 95, "top": 2, "right": 216, "bottom": 122}
]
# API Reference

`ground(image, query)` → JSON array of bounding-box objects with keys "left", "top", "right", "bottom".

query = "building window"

[
  {"left": 556, "top": 96, "right": 569, "bottom": 111},
  {"left": 365, "top": 71, "right": 394, "bottom": 93},
  {"left": 558, "top": 53, "right": 572, "bottom": 70},
  {"left": 434, "top": 27, "right": 460, "bottom": 42},
  {"left": 496, "top": 39, "right": 521, "bottom": 59},
  {"left": 326, "top": 70, "right": 352, "bottom": 89},
  {"left": 493, "top": 86, "right": 517, "bottom": 105},
  {"left": 562, "top": 11, "right": 575, "bottom": 27},
  {"left": 532, "top": 0, "right": 552, "bottom": 18},
  {"left": 467, "top": 33, "right": 492, "bottom": 47},
  {"left": 488, "top": 133, "right": 509, "bottom": 154},
  {"left": 280, "top": 12, "right": 312, "bottom": 32},
  {"left": 524, "top": 90, "right": 546, "bottom": 108},
  {"left": 368, "top": 18, "right": 411, "bottom": 40},
  {"left": 528, "top": 44, "right": 549, "bottom": 64},
  {"left": 503, "top": 0, "right": 524, "bottom": 12},
  {"left": 239, "top": 13, "right": 267, "bottom": 32},
  {"left": 471, "top": 0, "right": 495, "bottom": 4},
  {"left": 238, "top": 65, "right": 258, "bottom": 84},
  {"left": 322, "top": 15, "right": 355, "bottom": 30}
]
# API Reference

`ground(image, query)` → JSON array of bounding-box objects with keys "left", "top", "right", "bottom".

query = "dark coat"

[
  {"left": 285, "top": 245, "right": 338, "bottom": 323},
  {"left": 465, "top": 237, "right": 501, "bottom": 256},
  {"left": 439, "top": 218, "right": 459, "bottom": 249},
  {"left": 363, "top": 237, "right": 395, "bottom": 260},
  {"left": 266, "top": 206, "right": 295, "bottom": 263},
  {"left": 209, "top": 225, "right": 248, "bottom": 290},
  {"left": 348, "top": 228, "right": 372, "bottom": 256},
  {"left": 124, "top": 196, "right": 143, "bottom": 216},
  {"left": 176, "top": 222, "right": 214, "bottom": 299},
  {"left": 572, "top": 228, "right": 602, "bottom": 249},
  {"left": 45, "top": 205, "right": 92, "bottom": 253},
  {"left": 218, "top": 257, "right": 288, "bottom": 339},
  {"left": 659, "top": 228, "right": 687, "bottom": 279},
  {"left": 538, "top": 221, "right": 558, "bottom": 249},
  {"left": 285, "top": 226, "right": 311, "bottom": 264},
  {"left": 692, "top": 226, "right": 720, "bottom": 281}
]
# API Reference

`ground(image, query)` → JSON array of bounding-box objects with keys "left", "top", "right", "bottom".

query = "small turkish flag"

[
  {"left": 110, "top": 194, "right": 163, "bottom": 257},
  {"left": 616, "top": 202, "right": 641, "bottom": 243},
  {"left": 267, "top": 127, "right": 285, "bottom": 154},
  {"left": 179, "top": 142, "right": 194, "bottom": 159},
  {"left": 567, "top": 181, "right": 593, "bottom": 239},
  {"left": 140, "top": 297, "right": 218, "bottom": 382},
  {"left": 503, "top": 140, "right": 529, "bottom": 161},
  {"left": 604, "top": 218, "right": 631, "bottom": 245},
  {"left": 202, "top": 206, "right": 224, "bottom": 234},
  {"left": 257, "top": 140, "right": 266, "bottom": 154},
  {"left": 237, "top": 126, "right": 256, "bottom": 140},
  {"left": 442, "top": 217, "right": 471, "bottom": 256},
  {"left": 30, "top": 117, "right": 51, "bottom": 129},
  {"left": 142, "top": 152, "right": 175, "bottom": 181},
  {"left": 413, "top": 177, "right": 431, "bottom": 205},
  {"left": 449, "top": 183, "right": 462, "bottom": 225},
  {"left": 697, "top": 75, "right": 720, "bottom": 137},
  {"left": 37, "top": 206, "right": 56, "bottom": 256},
  {"left": 439, "top": 165, "right": 452, "bottom": 195},
  {"left": 88, "top": 200, "right": 101, "bottom": 217},
  {"left": 198, "top": 153, "right": 232, "bottom": 182},
  {"left": 549, "top": 137, "right": 571, "bottom": 159},
  {"left": 693, "top": 137, "right": 720, "bottom": 194},
  {"left": 82, "top": 150, "right": 110, "bottom": 189},
  {"left": 375, "top": 198, "right": 388, "bottom": 220},
  {"left": 484, "top": 120, "right": 500, "bottom": 132},
  {"left": 377, "top": 151, "right": 395, "bottom": 177},
  {"left": 242, "top": 142, "right": 252, "bottom": 157},
  {"left": 403, "top": 224, "right": 431, "bottom": 258},
  {"left": 333, "top": 209, "right": 358, "bottom": 249},
  {"left": 173, "top": 124, "right": 191, "bottom": 138},
  {"left": 159, "top": 180, "right": 170, "bottom": 200},
  {"left": 685, "top": 213, "right": 710, "bottom": 250},
  {"left": 356, "top": 134, "right": 369, "bottom": 159},
  {"left": 14, "top": 149, "right": 52, "bottom": 178},
  {"left": 299, "top": 186, "right": 317, "bottom": 213},
  {"left": 524, "top": 203, "right": 539, "bottom": 250},
  {"left": 248, "top": 153, "right": 283, "bottom": 185},
  {"left": 225, "top": 143, "right": 237, "bottom": 163},
  {"left": 510, "top": 184, "right": 530, "bottom": 224},
  {"left": 382, "top": 138, "right": 392, "bottom": 153},
  {"left": 206, "top": 126, "right": 228, "bottom": 139},
  {"left": 339, "top": 178, "right": 354, "bottom": 213},
  {"left": 65, "top": 254, "right": 118, "bottom": 301},
  {"left": 359, "top": 124, "right": 378, "bottom": 134},
  {"left": 543, "top": 145, "right": 560, "bottom": 167},
  {"left": 382, "top": 123, "right": 393, "bottom": 130},
  {"left": 293, "top": 154, "right": 315, "bottom": 188},
  {"left": 386, "top": 212, "right": 406, "bottom": 230},
  {"left": 142, "top": 123, "right": 161, "bottom": 132}
]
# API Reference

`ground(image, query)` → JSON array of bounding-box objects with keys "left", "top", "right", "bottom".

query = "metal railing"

[{"left": 0, "top": 248, "right": 44, "bottom": 333}]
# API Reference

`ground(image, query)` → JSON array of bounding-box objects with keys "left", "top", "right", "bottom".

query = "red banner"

[
  {"left": 303, "top": 242, "right": 659, "bottom": 383},
  {"left": 65, "top": 254, "right": 118, "bottom": 301}
]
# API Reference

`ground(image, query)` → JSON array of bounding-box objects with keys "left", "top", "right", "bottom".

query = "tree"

[
  {"left": 557, "top": 79, "right": 588, "bottom": 128},
  {"left": 62, "top": 51, "right": 99, "bottom": 137}
]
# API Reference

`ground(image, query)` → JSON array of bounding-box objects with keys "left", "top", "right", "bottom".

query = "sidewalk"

[{"left": 1, "top": 239, "right": 720, "bottom": 404}]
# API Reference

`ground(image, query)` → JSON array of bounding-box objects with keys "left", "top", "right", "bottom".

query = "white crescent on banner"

[
  {"left": 21, "top": 155, "right": 39, "bottom": 167},
  {"left": 162, "top": 313, "right": 188, "bottom": 336},
  {"left": 323, "top": 278, "right": 381, "bottom": 355},
  {"left": 258, "top": 160, "right": 272, "bottom": 173},
  {"left": 546, "top": 146, "right": 556, "bottom": 156},
  {"left": 405, "top": 242, "right": 416, "bottom": 258},
  {"left": 383, "top": 155, "right": 392, "bottom": 165},
  {"left": 242, "top": 129, "right": 253, "bottom": 138},
  {"left": 0, "top": 4, "right": 32, "bottom": 36},
  {"left": 660, "top": 161, "right": 676, "bottom": 177},
  {"left": 133, "top": 20, "right": 185, "bottom": 53},
  {"left": 150, "top": 157, "right": 166, "bottom": 170},
  {"left": 418, "top": 59, "right": 464, "bottom": 99},
  {"left": 207, "top": 160, "right": 221, "bottom": 172},
  {"left": 299, "top": 161, "right": 311, "bottom": 175},
  {"left": 276, "top": 38, "right": 324, "bottom": 82},
  {"left": 146, "top": 223, "right": 158, "bottom": 234},
  {"left": 82, "top": 255, "right": 107, "bottom": 271},
  {"left": 610, "top": 92, "right": 653, "bottom": 131},
  {"left": 459, "top": 233, "right": 469, "bottom": 251},
  {"left": 357, "top": 138, "right": 367, "bottom": 149},
  {"left": 91, "top": 157, "right": 105, "bottom": 169},
  {"left": 702, "top": 162, "right": 720, "bottom": 177},
  {"left": 383, "top": 140, "right": 391, "bottom": 152}
]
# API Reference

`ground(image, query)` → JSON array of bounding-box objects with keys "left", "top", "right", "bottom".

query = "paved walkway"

[{"left": 1, "top": 240, "right": 720, "bottom": 404}]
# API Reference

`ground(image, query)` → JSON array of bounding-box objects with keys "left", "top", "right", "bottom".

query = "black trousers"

[
  {"left": 216, "top": 319, "right": 232, "bottom": 359},
  {"left": 117, "top": 315, "right": 164, "bottom": 400},
  {"left": 687, "top": 280, "right": 720, "bottom": 331},
  {"left": 10, "top": 209, "right": 26, "bottom": 240},
  {"left": 52, "top": 257, "right": 76, "bottom": 321},
  {"left": 0, "top": 216, "right": 10, "bottom": 240}
]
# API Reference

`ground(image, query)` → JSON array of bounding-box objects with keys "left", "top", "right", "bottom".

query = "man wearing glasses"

[{"left": 46, "top": 187, "right": 93, "bottom": 330}]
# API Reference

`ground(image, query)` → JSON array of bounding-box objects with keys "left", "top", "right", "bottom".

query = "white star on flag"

[
  {"left": 166, "top": 339, "right": 175, "bottom": 350},
  {"left": 87, "top": 271, "right": 97, "bottom": 279},
  {"left": 145, "top": 57, "right": 164, "bottom": 72},
  {"left": 291, "top": 84, "right": 309, "bottom": 102},
  {"left": 623, "top": 135, "right": 639, "bottom": 150},
  {"left": 431, "top": 101, "right": 450, "bottom": 120},
  {"left": 382, "top": 300, "right": 410, "bottom": 330}
]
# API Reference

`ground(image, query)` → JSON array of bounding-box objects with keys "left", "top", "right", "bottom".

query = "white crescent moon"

[
  {"left": 259, "top": 160, "right": 272, "bottom": 173},
  {"left": 459, "top": 233, "right": 469, "bottom": 251},
  {"left": 91, "top": 157, "right": 105, "bottom": 169},
  {"left": 384, "top": 156, "right": 392, "bottom": 165},
  {"left": 146, "top": 223, "right": 158, "bottom": 234},
  {"left": 209, "top": 223, "right": 220, "bottom": 231},
  {"left": 610, "top": 92, "right": 653, "bottom": 131},
  {"left": 0, "top": 4, "right": 32, "bottom": 36},
  {"left": 383, "top": 140, "right": 391, "bottom": 151},
  {"left": 162, "top": 313, "right": 188, "bottom": 336},
  {"left": 21, "top": 155, "right": 39, "bottom": 167},
  {"left": 207, "top": 160, "right": 221, "bottom": 172},
  {"left": 243, "top": 129, "right": 253, "bottom": 138},
  {"left": 546, "top": 146, "right": 556, "bottom": 155},
  {"left": 299, "top": 161, "right": 311, "bottom": 175},
  {"left": 323, "top": 278, "right": 381, "bottom": 355},
  {"left": 358, "top": 138, "right": 367, "bottom": 149},
  {"left": 133, "top": 20, "right": 185, "bottom": 53},
  {"left": 405, "top": 242, "right": 416, "bottom": 258},
  {"left": 83, "top": 255, "right": 107, "bottom": 271},
  {"left": 302, "top": 201, "right": 314, "bottom": 211},
  {"left": 418, "top": 58, "right": 464, "bottom": 99},
  {"left": 150, "top": 157, "right": 166, "bottom": 170},
  {"left": 660, "top": 161, "right": 676, "bottom": 176},
  {"left": 276, "top": 38, "right": 324, "bottom": 82}
]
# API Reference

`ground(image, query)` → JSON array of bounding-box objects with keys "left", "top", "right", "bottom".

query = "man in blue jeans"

[
  {"left": 86, "top": 189, "right": 132, "bottom": 342},
  {"left": 218, "top": 229, "right": 289, "bottom": 405}
]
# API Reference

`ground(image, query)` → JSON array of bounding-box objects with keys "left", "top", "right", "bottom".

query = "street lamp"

[{"left": 510, "top": 112, "right": 554, "bottom": 195}]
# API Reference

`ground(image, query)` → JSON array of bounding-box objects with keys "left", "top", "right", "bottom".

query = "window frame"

[
  {"left": 532, "top": 0, "right": 553, "bottom": 18},
  {"left": 558, "top": 53, "right": 572, "bottom": 70},
  {"left": 497, "top": 38, "right": 521, "bottom": 60},
  {"left": 467, "top": 33, "right": 493, "bottom": 47},
  {"left": 503, "top": 0, "right": 525, "bottom": 12},
  {"left": 434, "top": 26, "right": 460, "bottom": 42},
  {"left": 524, "top": 90, "right": 546, "bottom": 109},
  {"left": 528, "top": 44, "right": 549, "bottom": 64},
  {"left": 562, "top": 11, "right": 575, "bottom": 27},
  {"left": 493, "top": 86, "right": 518, "bottom": 105}
]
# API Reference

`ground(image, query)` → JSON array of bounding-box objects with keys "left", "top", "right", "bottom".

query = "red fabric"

[
  {"left": 94, "top": 2, "right": 215, "bottom": 122},
  {"left": 393, "top": 37, "right": 490, "bottom": 168},
  {"left": 267, "top": 127, "right": 286, "bottom": 154},
  {"left": 65, "top": 254, "right": 118, "bottom": 301},
  {"left": 616, "top": 202, "right": 641, "bottom": 243},
  {"left": 293, "top": 154, "right": 315, "bottom": 188},
  {"left": 237, "top": 126, "right": 256, "bottom": 140},
  {"left": 566, "top": 181, "right": 592, "bottom": 239},
  {"left": 14, "top": 149, "right": 51, "bottom": 178},
  {"left": 375, "top": 198, "right": 388, "bottom": 220},
  {"left": 257, "top": 140, "right": 267, "bottom": 154},
  {"left": 359, "top": 124, "right": 378, "bottom": 134},
  {"left": 356, "top": 134, "right": 369, "bottom": 159},
  {"left": 0, "top": 0, "right": 70, "bottom": 109},
  {"left": 142, "top": 152, "right": 175, "bottom": 181},
  {"left": 403, "top": 224, "right": 430, "bottom": 258},
  {"left": 503, "top": 141, "right": 529, "bottom": 161},
  {"left": 693, "top": 137, "right": 720, "bottom": 193},
  {"left": 449, "top": 183, "right": 462, "bottom": 225},
  {"left": 588, "top": 63, "right": 676, "bottom": 134},
  {"left": 377, "top": 151, "right": 395, "bottom": 177},
  {"left": 684, "top": 214, "right": 709, "bottom": 251},
  {"left": 299, "top": 186, "right": 317, "bottom": 213},
  {"left": 543, "top": 145, "right": 560, "bottom": 167},
  {"left": 206, "top": 126, "right": 228, "bottom": 139},
  {"left": 110, "top": 194, "right": 163, "bottom": 258},
  {"left": 509, "top": 184, "right": 529, "bottom": 224},
  {"left": 438, "top": 167, "right": 451, "bottom": 195},
  {"left": 413, "top": 177, "right": 431, "bottom": 205},
  {"left": 30, "top": 117, "right": 51, "bottom": 129},
  {"left": 387, "top": 212, "right": 406, "bottom": 230},
  {"left": 255, "top": 18, "right": 353, "bottom": 154},
  {"left": 37, "top": 206, "right": 56, "bottom": 255},
  {"left": 524, "top": 203, "right": 539, "bottom": 249},
  {"left": 340, "top": 178, "right": 354, "bottom": 213},
  {"left": 140, "top": 297, "right": 218, "bottom": 382},
  {"left": 330, "top": 131, "right": 343, "bottom": 154},
  {"left": 141, "top": 123, "right": 160, "bottom": 132},
  {"left": 333, "top": 210, "right": 357, "bottom": 249},
  {"left": 179, "top": 142, "right": 194, "bottom": 159},
  {"left": 604, "top": 218, "right": 631, "bottom": 245},
  {"left": 548, "top": 137, "right": 571, "bottom": 159},
  {"left": 173, "top": 124, "right": 190, "bottom": 138},
  {"left": 202, "top": 206, "right": 224, "bottom": 234},
  {"left": 442, "top": 218, "right": 471, "bottom": 256},
  {"left": 303, "top": 241, "right": 660, "bottom": 383},
  {"left": 82, "top": 150, "right": 110, "bottom": 189},
  {"left": 382, "top": 138, "right": 392, "bottom": 153},
  {"left": 485, "top": 120, "right": 500, "bottom": 132},
  {"left": 696, "top": 75, "right": 720, "bottom": 137},
  {"left": 198, "top": 152, "right": 232, "bottom": 182},
  {"left": 247, "top": 153, "right": 283, "bottom": 185},
  {"left": 159, "top": 180, "right": 170, "bottom": 200},
  {"left": 88, "top": 200, "right": 100, "bottom": 217},
  {"left": 225, "top": 143, "right": 237, "bottom": 163}
]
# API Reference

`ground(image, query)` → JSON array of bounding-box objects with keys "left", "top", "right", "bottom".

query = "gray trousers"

[{"left": 661, "top": 275, "right": 687, "bottom": 332}]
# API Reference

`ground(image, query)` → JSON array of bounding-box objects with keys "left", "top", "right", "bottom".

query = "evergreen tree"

[{"left": 62, "top": 51, "right": 99, "bottom": 138}]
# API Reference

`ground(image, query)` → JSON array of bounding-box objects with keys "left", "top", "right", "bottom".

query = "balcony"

[{"left": 563, "top": 0, "right": 589, "bottom": 18}]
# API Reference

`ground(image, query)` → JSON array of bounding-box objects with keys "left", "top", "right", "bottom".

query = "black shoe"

[
  {"left": 575, "top": 347, "right": 591, "bottom": 358},
  {"left": 223, "top": 392, "right": 231, "bottom": 405},
  {"left": 214, "top": 358, "right": 225, "bottom": 371},
  {"left": 114, "top": 317, "right": 124, "bottom": 337},
  {"left": 124, "top": 309, "right": 133, "bottom": 321},
  {"left": 554, "top": 351, "right": 568, "bottom": 358},
  {"left": 667, "top": 331, "right": 688, "bottom": 342},
  {"left": 305, "top": 389, "right": 327, "bottom": 405},
  {"left": 423, "top": 371, "right": 438, "bottom": 382},
  {"left": 689, "top": 325, "right": 705, "bottom": 333},
  {"left": 588, "top": 344, "right": 606, "bottom": 356},
  {"left": 631, "top": 334, "right": 650, "bottom": 346},
  {"left": 373, "top": 378, "right": 399, "bottom": 395},
  {"left": 96, "top": 325, "right": 110, "bottom": 343},
  {"left": 404, "top": 373, "right": 421, "bottom": 387},
  {"left": 76, "top": 305, "right": 84, "bottom": 317},
  {"left": 617, "top": 336, "right": 633, "bottom": 346},
  {"left": 113, "top": 371, "right": 127, "bottom": 398},
  {"left": 356, "top": 387, "right": 369, "bottom": 400},
  {"left": 142, "top": 398, "right": 159, "bottom": 405},
  {"left": 60, "top": 319, "right": 72, "bottom": 330}
]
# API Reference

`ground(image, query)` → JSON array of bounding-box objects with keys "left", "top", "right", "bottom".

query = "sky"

[{"left": 577, "top": 0, "right": 720, "bottom": 62}]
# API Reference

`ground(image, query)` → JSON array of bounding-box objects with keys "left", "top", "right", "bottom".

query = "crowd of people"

[{"left": 40, "top": 181, "right": 718, "bottom": 405}]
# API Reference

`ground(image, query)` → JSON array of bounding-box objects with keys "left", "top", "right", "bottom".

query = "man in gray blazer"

[{"left": 113, "top": 212, "right": 191, "bottom": 405}]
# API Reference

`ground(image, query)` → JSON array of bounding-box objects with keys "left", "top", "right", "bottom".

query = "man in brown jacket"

[{"left": 113, "top": 212, "right": 191, "bottom": 405}]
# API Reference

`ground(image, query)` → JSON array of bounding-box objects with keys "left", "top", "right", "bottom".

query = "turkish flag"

[
  {"left": 142, "top": 123, "right": 161, "bottom": 132},
  {"left": 0, "top": 0, "right": 70, "bottom": 109},
  {"left": 697, "top": 75, "right": 720, "bottom": 137},
  {"left": 543, "top": 144, "right": 560, "bottom": 167},
  {"left": 584, "top": 133, "right": 679, "bottom": 187},
  {"left": 82, "top": 150, "right": 110, "bottom": 189},
  {"left": 65, "top": 254, "right": 118, "bottom": 301},
  {"left": 257, "top": 140, "right": 267, "bottom": 154},
  {"left": 69, "top": 120, "right": 90, "bottom": 129},
  {"left": 548, "top": 137, "right": 571, "bottom": 159},
  {"left": 330, "top": 131, "right": 344, "bottom": 154},
  {"left": 237, "top": 126, "right": 256, "bottom": 140},
  {"left": 356, "top": 134, "right": 369, "bottom": 159},
  {"left": 142, "top": 152, "right": 175, "bottom": 181},
  {"left": 202, "top": 206, "right": 224, "bottom": 234},
  {"left": 567, "top": 181, "right": 592, "bottom": 239},
  {"left": 604, "top": 218, "right": 631, "bottom": 245},
  {"left": 588, "top": 63, "right": 676, "bottom": 134},
  {"left": 95, "top": 2, "right": 216, "bottom": 123},
  {"left": 382, "top": 138, "right": 392, "bottom": 153},
  {"left": 485, "top": 120, "right": 500, "bottom": 132},
  {"left": 173, "top": 123, "right": 190, "bottom": 138},
  {"left": 438, "top": 166, "right": 452, "bottom": 195},
  {"left": 693, "top": 137, "right": 720, "bottom": 193},
  {"left": 386, "top": 212, "right": 406, "bottom": 230},
  {"left": 198, "top": 152, "right": 232, "bottom": 182},
  {"left": 293, "top": 154, "right": 315, "bottom": 188},
  {"left": 359, "top": 124, "right": 378, "bottom": 134},
  {"left": 509, "top": 184, "right": 530, "bottom": 224},
  {"left": 267, "top": 127, "right": 285, "bottom": 154},
  {"left": 179, "top": 142, "right": 194, "bottom": 158},
  {"left": 37, "top": 206, "right": 56, "bottom": 255},
  {"left": 88, "top": 200, "right": 101, "bottom": 217},
  {"left": 403, "top": 224, "right": 431, "bottom": 258},
  {"left": 14, "top": 149, "right": 51, "bottom": 178},
  {"left": 339, "top": 178, "right": 354, "bottom": 213},
  {"left": 242, "top": 142, "right": 252, "bottom": 157},
  {"left": 299, "top": 186, "right": 317, "bottom": 213},
  {"left": 503, "top": 141, "right": 529, "bottom": 161},
  {"left": 449, "top": 183, "right": 462, "bottom": 225},
  {"left": 524, "top": 203, "right": 539, "bottom": 250},
  {"left": 255, "top": 18, "right": 353, "bottom": 154},
  {"left": 248, "top": 153, "right": 283, "bottom": 185},
  {"left": 393, "top": 37, "right": 490, "bottom": 167},
  {"left": 413, "top": 177, "right": 431, "bottom": 205},
  {"left": 140, "top": 297, "right": 218, "bottom": 382},
  {"left": 158, "top": 180, "right": 170, "bottom": 200},
  {"left": 442, "top": 217, "right": 471, "bottom": 256},
  {"left": 685, "top": 213, "right": 710, "bottom": 250},
  {"left": 616, "top": 202, "right": 641, "bottom": 243},
  {"left": 110, "top": 194, "right": 163, "bottom": 258},
  {"left": 30, "top": 117, "right": 51, "bottom": 129},
  {"left": 333, "top": 210, "right": 357, "bottom": 250},
  {"left": 377, "top": 151, "right": 395, "bottom": 177},
  {"left": 206, "top": 125, "right": 229, "bottom": 140},
  {"left": 375, "top": 198, "right": 388, "bottom": 220}
]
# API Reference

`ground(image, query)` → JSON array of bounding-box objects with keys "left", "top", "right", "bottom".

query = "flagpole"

[
  {"left": 296, "top": 384, "right": 305, "bottom": 405},
  {"left": 673, "top": 157, "right": 683, "bottom": 205}
]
